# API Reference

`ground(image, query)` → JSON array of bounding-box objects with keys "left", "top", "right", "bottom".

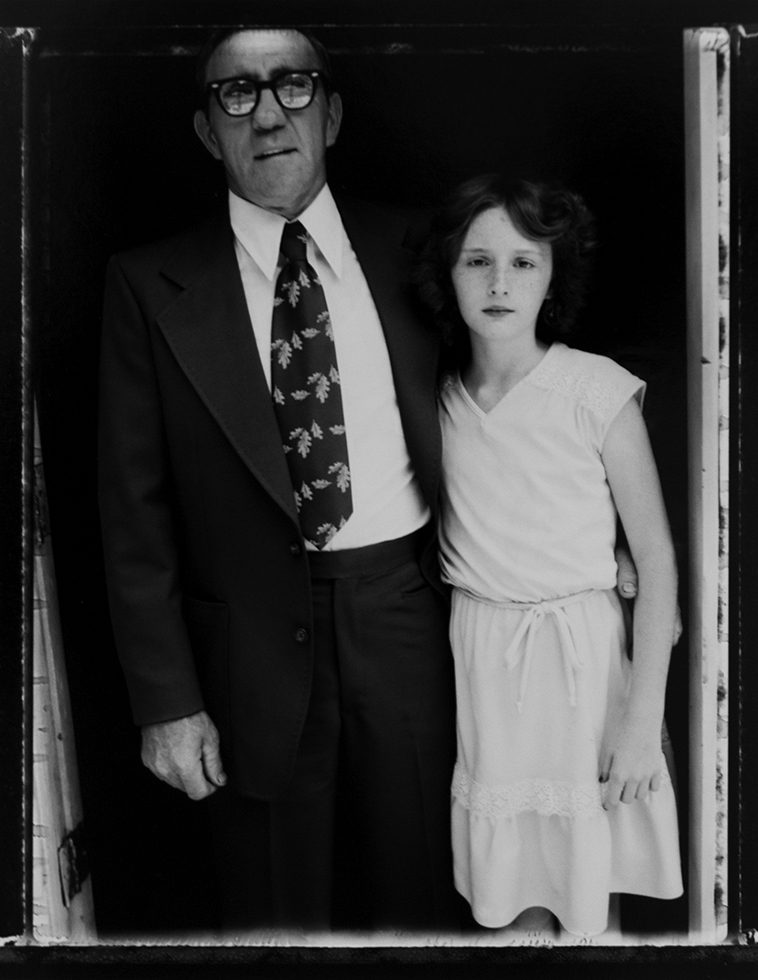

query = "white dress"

[{"left": 439, "top": 342, "right": 683, "bottom": 937}]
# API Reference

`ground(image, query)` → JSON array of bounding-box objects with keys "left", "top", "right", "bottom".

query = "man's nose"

[{"left": 251, "top": 87, "right": 287, "bottom": 130}]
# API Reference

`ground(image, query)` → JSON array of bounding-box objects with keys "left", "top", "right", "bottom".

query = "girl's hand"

[{"left": 599, "top": 720, "right": 663, "bottom": 807}]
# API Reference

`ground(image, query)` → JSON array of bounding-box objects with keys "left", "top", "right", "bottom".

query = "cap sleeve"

[
  {"left": 528, "top": 345, "right": 647, "bottom": 450},
  {"left": 584, "top": 357, "right": 646, "bottom": 448}
]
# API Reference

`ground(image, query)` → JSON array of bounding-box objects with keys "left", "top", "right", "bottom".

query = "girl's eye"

[
  {"left": 515, "top": 258, "right": 535, "bottom": 269},
  {"left": 467, "top": 257, "right": 489, "bottom": 267}
]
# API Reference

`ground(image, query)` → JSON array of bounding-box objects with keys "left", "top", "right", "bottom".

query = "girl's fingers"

[
  {"left": 606, "top": 774, "right": 662, "bottom": 806},
  {"left": 602, "top": 755, "right": 664, "bottom": 806},
  {"left": 604, "top": 774, "right": 624, "bottom": 808},
  {"left": 620, "top": 781, "right": 639, "bottom": 805},
  {"left": 635, "top": 780, "right": 650, "bottom": 802}
]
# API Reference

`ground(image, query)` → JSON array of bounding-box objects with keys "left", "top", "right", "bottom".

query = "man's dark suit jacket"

[{"left": 98, "top": 196, "right": 445, "bottom": 800}]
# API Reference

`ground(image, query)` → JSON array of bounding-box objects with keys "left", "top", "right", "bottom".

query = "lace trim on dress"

[
  {"left": 528, "top": 357, "right": 621, "bottom": 424},
  {"left": 452, "top": 763, "right": 606, "bottom": 819}
]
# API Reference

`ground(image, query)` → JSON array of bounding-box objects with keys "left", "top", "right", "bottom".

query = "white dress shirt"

[{"left": 229, "top": 186, "right": 429, "bottom": 551}]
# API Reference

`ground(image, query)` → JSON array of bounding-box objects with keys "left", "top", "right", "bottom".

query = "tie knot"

[{"left": 280, "top": 220, "right": 308, "bottom": 264}]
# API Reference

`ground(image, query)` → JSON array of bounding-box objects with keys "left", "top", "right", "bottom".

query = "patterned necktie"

[{"left": 270, "top": 220, "right": 353, "bottom": 549}]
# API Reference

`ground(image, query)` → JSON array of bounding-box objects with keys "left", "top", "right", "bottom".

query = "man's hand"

[
  {"left": 615, "top": 544, "right": 639, "bottom": 602},
  {"left": 141, "top": 710, "right": 226, "bottom": 800},
  {"left": 615, "top": 545, "right": 683, "bottom": 646}
]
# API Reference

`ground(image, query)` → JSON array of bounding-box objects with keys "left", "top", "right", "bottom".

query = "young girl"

[{"left": 419, "top": 175, "right": 683, "bottom": 938}]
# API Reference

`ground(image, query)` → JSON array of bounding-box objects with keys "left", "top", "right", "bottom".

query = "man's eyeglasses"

[{"left": 206, "top": 71, "right": 327, "bottom": 117}]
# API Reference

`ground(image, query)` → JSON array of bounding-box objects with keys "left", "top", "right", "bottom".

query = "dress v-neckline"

[{"left": 458, "top": 343, "right": 558, "bottom": 419}]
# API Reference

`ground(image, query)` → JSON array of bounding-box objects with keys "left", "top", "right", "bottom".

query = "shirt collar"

[{"left": 228, "top": 184, "right": 345, "bottom": 281}]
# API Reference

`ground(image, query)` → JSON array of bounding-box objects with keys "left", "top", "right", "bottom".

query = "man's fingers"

[
  {"left": 146, "top": 754, "right": 211, "bottom": 798},
  {"left": 615, "top": 546, "right": 638, "bottom": 598},
  {"left": 141, "top": 747, "right": 183, "bottom": 791},
  {"left": 202, "top": 736, "right": 227, "bottom": 788},
  {"left": 673, "top": 606, "right": 684, "bottom": 646},
  {"left": 147, "top": 762, "right": 184, "bottom": 792},
  {"left": 141, "top": 712, "right": 224, "bottom": 799},
  {"left": 181, "top": 770, "right": 218, "bottom": 801}
]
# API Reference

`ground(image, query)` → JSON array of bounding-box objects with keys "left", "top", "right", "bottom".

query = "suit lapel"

[{"left": 156, "top": 219, "right": 298, "bottom": 523}]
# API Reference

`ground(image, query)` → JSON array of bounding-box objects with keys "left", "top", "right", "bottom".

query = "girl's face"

[{"left": 451, "top": 206, "right": 553, "bottom": 346}]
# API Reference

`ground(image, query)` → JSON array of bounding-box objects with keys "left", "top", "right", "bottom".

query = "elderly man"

[{"left": 98, "top": 26, "right": 460, "bottom": 932}]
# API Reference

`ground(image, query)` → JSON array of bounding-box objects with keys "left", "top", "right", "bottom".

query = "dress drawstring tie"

[{"left": 459, "top": 588, "right": 595, "bottom": 712}]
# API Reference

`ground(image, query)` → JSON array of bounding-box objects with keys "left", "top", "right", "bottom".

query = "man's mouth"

[{"left": 254, "top": 148, "right": 296, "bottom": 161}]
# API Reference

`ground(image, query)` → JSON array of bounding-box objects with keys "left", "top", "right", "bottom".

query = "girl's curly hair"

[{"left": 416, "top": 175, "right": 597, "bottom": 368}]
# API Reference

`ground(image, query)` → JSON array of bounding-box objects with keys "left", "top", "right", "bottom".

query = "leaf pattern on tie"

[
  {"left": 317, "top": 311, "right": 333, "bottom": 339},
  {"left": 270, "top": 219, "right": 353, "bottom": 549},
  {"left": 283, "top": 280, "right": 301, "bottom": 306},
  {"left": 309, "top": 372, "right": 331, "bottom": 403},
  {"left": 329, "top": 462, "right": 351, "bottom": 493},
  {"left": 272, "top": 339, "right": 293, "bottom": 369},
  {"left": 290, "top": 427, "right": 312, "bottom": 457}
]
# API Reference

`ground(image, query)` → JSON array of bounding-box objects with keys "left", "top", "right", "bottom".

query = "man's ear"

[
  {"left": 325, "top": 92, "right": 343, "bottom": 149},
  {"left": 194, "top": 109, "right": 222, "bottom": 160}
]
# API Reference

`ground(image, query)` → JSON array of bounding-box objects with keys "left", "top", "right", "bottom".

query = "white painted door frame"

[{"left": 683, "top": 26, "right": 731, "bottom": 944}]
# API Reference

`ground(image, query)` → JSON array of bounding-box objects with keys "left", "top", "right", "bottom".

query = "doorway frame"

[{"left": 683, "top": 26, "right": 730, "bottom": 944}]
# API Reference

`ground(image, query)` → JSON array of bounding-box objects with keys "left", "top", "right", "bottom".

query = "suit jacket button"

[
  {"left": 289, "top": 542, "right": 302, "bottom": 556},
  {"left": 294, "top": 627, "right": 309, "bottom": 643}
]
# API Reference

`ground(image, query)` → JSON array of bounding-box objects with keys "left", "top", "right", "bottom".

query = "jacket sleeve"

[{"left": 98, "top": 255, "right": 205, "bottom": 726}]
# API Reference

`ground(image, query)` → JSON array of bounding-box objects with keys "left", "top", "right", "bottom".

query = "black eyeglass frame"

[{"left": 206, "top": 70, "right": 329, "bottom": 116}]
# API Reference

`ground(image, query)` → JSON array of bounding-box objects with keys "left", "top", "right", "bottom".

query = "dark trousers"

[{"left": 207, "top": 534, "right": 461, "bottom": 933}]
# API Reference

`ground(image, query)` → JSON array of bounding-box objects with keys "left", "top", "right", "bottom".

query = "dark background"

[
  {"left": 33, "top": 25, "right": 692, "bottom": 938},
  {"left": 2, "top": 0, "right": 758, "bottom": 973}
]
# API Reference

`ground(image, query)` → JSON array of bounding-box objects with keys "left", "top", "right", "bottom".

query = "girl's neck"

[{"left": 463, "top": 335, "right": 549, "bottom": 405}]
